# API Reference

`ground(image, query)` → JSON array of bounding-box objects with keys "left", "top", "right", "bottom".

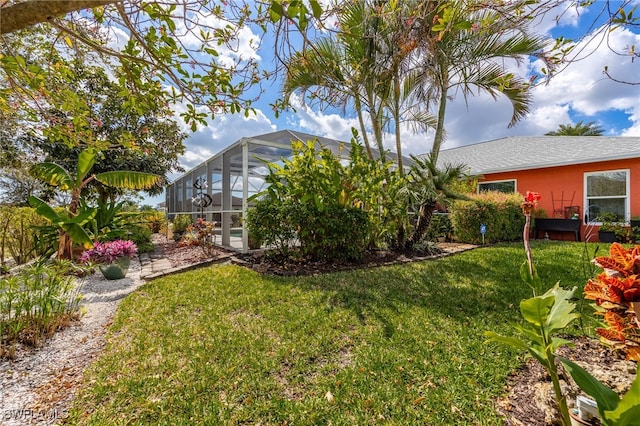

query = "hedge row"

[{"left": 450, "top": 192, "right": 525, "bottom": 244}]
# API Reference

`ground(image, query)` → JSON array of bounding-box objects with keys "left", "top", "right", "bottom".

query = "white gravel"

[{"left": 0, "top": 259, "right": 146, "bottom": 425}]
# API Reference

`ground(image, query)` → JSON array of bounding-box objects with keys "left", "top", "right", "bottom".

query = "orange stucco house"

[{"left": 438, "top": 136, "right": 640, "bottom": 242}]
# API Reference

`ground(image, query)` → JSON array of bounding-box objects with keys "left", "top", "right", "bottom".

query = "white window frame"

[
  {"left": 584, "top": 169, "right": 630, "bottom": 224},
  {"left": 478, "top": 179, "right": 517, "bottom": 193}
]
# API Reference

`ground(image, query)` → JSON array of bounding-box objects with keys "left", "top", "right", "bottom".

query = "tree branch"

[{"left": 0, "top": 0, "right": 117, "bottom": 34}]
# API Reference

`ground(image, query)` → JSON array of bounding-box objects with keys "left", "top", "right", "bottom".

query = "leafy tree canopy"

[{"left": 545, "top": 120, "right": 605, "bottom": 136}]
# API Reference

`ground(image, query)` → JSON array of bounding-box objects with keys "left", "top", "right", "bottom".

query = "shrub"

[
  {"left": 172, "top": 214, "right": 192, "bottom": 235},
  {"left": 450, "top": 191, "right": 524, "bottom": 244},
  {"left": 0, "top": 207, "right": 45, "bottom": 266},
  {"left": 246, "top": 138, "right": 375, "bottom": 261},
  {"left": 123, "top": 225, "right": 154, "bottom": 254},
  {"left": 0, "top": 262, "right": 83, "bottom": 358},
  {"left": 424, "top": 213, "right": 453, "bottom": 242}
]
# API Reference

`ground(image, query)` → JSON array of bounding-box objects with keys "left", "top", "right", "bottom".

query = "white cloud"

[{"left": 173, "top": 107, "right": 276, "bottom": 174}]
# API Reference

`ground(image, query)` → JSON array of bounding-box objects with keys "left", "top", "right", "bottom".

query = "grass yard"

[{"left": 67, "top": 242, "right": 597, "bottom": 425}]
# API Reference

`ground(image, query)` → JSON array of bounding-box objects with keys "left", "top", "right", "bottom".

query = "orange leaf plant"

[{"left": 584, "top": 243, "right": 640, "bottom": 361}]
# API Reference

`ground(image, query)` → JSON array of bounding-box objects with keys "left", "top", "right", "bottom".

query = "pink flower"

[{"left": 80, "top": 240, "right": 138, "bottom": 264}]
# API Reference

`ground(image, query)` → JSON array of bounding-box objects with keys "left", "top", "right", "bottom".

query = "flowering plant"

[{"left": 80, "top": 239, "right": 138, "bottom": 264}]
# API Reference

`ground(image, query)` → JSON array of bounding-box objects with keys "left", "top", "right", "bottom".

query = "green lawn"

[{"left": 67, "top": 242, "right": 597, "bottom": 425}]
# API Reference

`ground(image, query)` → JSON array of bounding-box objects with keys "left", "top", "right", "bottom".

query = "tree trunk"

[
  {"left": 57, "top": 229, "right": 74, "bottom": 260},
  {"left": 0, "top": 0, "right": 116, "bottom": 34},
  {"left": 429, "top": 73, "right": 449, "bottom": 164},
  {"left": 406, "top": 200, "right": 436, "bottom": 250}
]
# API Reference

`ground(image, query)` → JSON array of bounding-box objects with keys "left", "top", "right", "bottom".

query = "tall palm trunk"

[
  {"left": 354, "top": 95, "right": 374, "bottom": 159},
  {"left": 429, "top": 82, "right": 448, "bottom": 164},
  {"left": 392, "top": 75, "right": 403, "bottom": 173},
  {"left": 406, "top": 199, "right": 437, "bottom": 250}
]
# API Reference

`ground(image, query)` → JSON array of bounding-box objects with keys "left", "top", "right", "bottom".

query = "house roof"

[{"left": 436, "top": 136, "right": 640, "bottom": 175}]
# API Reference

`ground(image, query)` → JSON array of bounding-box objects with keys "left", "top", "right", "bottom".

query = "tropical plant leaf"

[
  {"left": 95, "top": 171, "right": 161, "bottom": 189},
  {"left": 29, "top": 163, "right": 73, "bottom": 190},
  {"left": 60, "top": 222, "right": 93, "bottom": 246},
  {"left": 483, "top": 331, "right": 528, "bottom": 351},
  {"left": 557, "top": 356, "right": 619, "bottom": 417},
  {"left": 546, "top": 285, "right": 579, "bottom": 332},
  {"left": 29, "top": 196, "right": 65, "bottom": 223},
  {"left": 76, "top": 148, "right": 97, "bottom": 186},
  {"left": 520, "top": 293, "right": 554, "bottom": 326}
]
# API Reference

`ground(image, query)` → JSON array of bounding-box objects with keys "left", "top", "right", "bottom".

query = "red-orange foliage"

[{"left": 586, "top": 243, "right": 640, "bottom": 361}]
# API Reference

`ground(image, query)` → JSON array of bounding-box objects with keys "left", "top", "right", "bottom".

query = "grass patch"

[{"left": 68, "top": 242, "right": 597, "bottom": 425}]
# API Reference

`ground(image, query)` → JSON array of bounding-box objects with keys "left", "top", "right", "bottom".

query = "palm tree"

[
  {"left": 545, "top": 121, "right": 604, "bottom": 136},
  {"left": 283, "top": 0, "right": 437, "bottom": 172},
  {"left": 29, "top": 148, "right": 160, "bottom": 259},
  {"left": 409, "top": 0, "right": 545, "bottom": 163},
  {"left": 404, "top": 154, "right": 469, "bottom": 250}
]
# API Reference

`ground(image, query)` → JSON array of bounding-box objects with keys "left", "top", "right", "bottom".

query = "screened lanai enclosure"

[{"left": 165, "top": 129, "right": 406, "bottom": 253}]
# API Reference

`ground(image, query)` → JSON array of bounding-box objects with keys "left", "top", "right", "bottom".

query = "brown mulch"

[
  {"left": 156, "top": 235, "right": 637, "bottom": 425},
  {"left": 157, "top": 235, "right": 475, "bottom": 276}
]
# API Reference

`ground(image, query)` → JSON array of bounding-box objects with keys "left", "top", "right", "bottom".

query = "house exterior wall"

[{"left": 478, "top": 158, "right": 640, "bottom": 242}]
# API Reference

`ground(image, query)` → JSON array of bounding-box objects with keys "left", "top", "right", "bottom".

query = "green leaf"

[
  {"left": 61, "top": 223, "right": 93, "bottom": 246},
  {"left": 558, "top": 356, "right": 619, "bottom": 416},
  {"left": 604, "top": 364, "right": 640, "bottom": 425},
  {"left": 94, "top": 171, "right": 161, "bottom": 190},
  {"left": 29, "top": 196, "right": 64, "bottom": 223},
  {"left": 546, "top": 285, "right": 579, "bottom": 332},
  {"left": 484, "top": 331, "right": 528, "bottom": 351},
  {"left": 30, "top": 163, "right": 73, "bottom": 190},
  {"left": 269, "top": 1, "right": 284, "bottom": 22},
  {"left": 310, "top": 0, "right": 323, "bottom": 19},
  {"left": 520, "top": 294, "right": 554, "bottom": 326},
  {"left": 76, "top": 149, "right": 97, "bottom": 187}
]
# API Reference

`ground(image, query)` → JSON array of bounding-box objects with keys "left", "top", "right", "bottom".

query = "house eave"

[{"left": 472, "top": 153, "right": 640, "bottom": 176}]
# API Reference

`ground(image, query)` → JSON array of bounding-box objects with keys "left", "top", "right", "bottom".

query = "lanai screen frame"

[{"left": 165, "top": 129, "right": 365, "bottom": 253}]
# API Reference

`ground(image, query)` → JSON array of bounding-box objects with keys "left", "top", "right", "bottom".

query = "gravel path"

[{"left": 0, "top": 260, "right": 146, "bottom": 425}]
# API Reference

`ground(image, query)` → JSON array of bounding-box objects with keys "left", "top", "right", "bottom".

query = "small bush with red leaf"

[{"left": 584, "top": 242, "right": 640, "bottom": 361}]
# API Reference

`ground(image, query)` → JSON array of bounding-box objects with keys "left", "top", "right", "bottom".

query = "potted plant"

[
  {"left": 597, "top": 213, "right": 624, "bottom": 243},
  {"left": 80, "top": 239, "right": 138, "bottom": 280}
]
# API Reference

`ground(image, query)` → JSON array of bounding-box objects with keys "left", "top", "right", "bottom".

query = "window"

[
  {"left": 585, "top": 170, "right": 629, "bottom": 223},
  {"left": 478, "top": 180, "right": 516, "bottom": 193}
]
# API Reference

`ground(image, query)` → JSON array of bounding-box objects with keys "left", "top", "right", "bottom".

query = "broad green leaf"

[
  {"left": 269, "top": 1, "right": 284, "bottom": 22},
  {"left": 547, "top": 285, "right": 579, "bottom": 332},
  {"left": 483, "top": 331, "right": 528, "bottom": 351},
  {"left": 550, "top": 337, "right": 574, "bottom": 351},
  {"left": 94, "top": 171, "right": 161, "bottom": 190},
  {"left": 76, "top": 149, "right": 97, "bottom": 186},
  {"left": 604, "top": 364, "right": 640, "bottom": 425},
  {"left": 30, "top": 163, "right": 73, "bottom": 190},
  {"left": 61, "top": 223, "right": 93, "bottom": 246},
  {"left": 558, "top": 356, "right": 619, "bottom": 415},
  {"left": 29, "top": 196, "right": 64, "bottom": 223},
  {"left": 520, "top": 294, "right": 554, "bottom": 326},
  {"left": 310, "top": 0, "right": 323, "bottom": 19}
]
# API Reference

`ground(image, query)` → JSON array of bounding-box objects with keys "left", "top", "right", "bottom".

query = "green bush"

[
  {"left": 424, "top": 213, "right": 453, "bottom": 241},
  {"left": 0, "top": 206, "right": 46, "bottom": 267},
  {"left": 172, "top": 214, "right": 192, "bottom": 234},
  {"left": 246, "top": 139, "right": 376, "bottom": 261},
  {"left": 450, "top": 191, "right": 524, "bottom": 244},
  {"left": 122, "top": 224, "right": 154, "bottom": 254}
]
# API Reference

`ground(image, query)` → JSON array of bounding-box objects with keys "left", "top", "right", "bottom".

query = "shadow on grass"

[{"left": 273, "top": 242, "right": 593, "bottom": 338}]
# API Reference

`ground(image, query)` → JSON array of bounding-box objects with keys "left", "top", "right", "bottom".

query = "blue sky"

[{"left": 142, "top": 1, "right": 640, "bottom": 207}]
